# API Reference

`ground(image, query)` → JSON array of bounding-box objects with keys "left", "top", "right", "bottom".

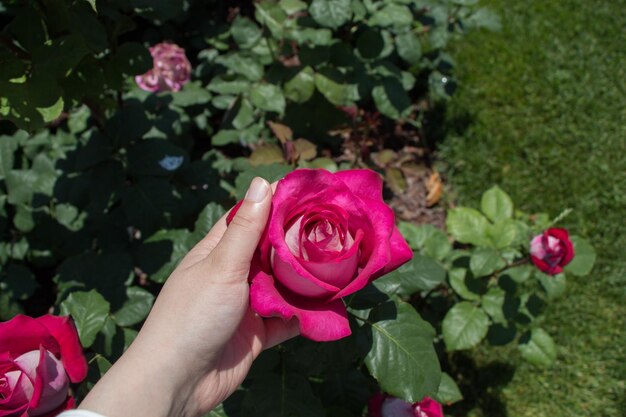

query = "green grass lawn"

[{"left": 437, "top": 0, "right": 626, "bottom": 415}]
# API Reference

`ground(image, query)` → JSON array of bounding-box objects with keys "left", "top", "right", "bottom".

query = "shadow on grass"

[{"left": 445, "top": 352, "right": 516, "bottom": 417}]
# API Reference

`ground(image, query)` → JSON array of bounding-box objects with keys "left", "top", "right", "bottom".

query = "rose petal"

[
  {"left": 0, "top": 316, "right": 58, "bottom": 360},
  {"left": 250, "top": 270, "right": 351, "bottom": 341},
  {"left": 414, "top": 397, "right": 444, "bottom": 417},
  {"left": 335, "top": 169, "right": 384, "bottom": 201},
  {"left": 36, "top": 315, "right": 87, "bottom": 383},
  {"left": 271, "top": 250, "right": 339, "bottom": 298},
  {"left": 376, "top": 227, "right": 413, "bottom": 277},
  {"left": 300, "top": 231, "right": 363, "bottom": 288},
  {"left": 16, "top": 348, "right": 69, "bottom": 416}
]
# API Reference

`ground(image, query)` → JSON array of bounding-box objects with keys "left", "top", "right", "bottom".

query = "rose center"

[{"left": 543, "top": 236, "right": 565, "bottom": 267}]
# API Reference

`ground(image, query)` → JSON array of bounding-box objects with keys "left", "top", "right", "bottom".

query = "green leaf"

[
  {"left": 481, "top": 186, "right": 513, "bottom": 222},
  {"left": 369, "top": 4, "right": 413, "bottom": 27},
  {"left": 250, "top": 83, "right": 286, "bottom": 114},
  {"left": 364, "top": 301, "right": 441, "bottom": 402},
  {"left": 448, "top": 268, "right": 483, "bottom": 301},
  {"left": 60, "top": 290, "right": 110, "bottom": 348},
  {"left": 446, "top": 207, "right": 490, "bottom": 246},
  {"left": 481, "top": 287, "right": 506, "bottom": 324},
  {"left": 139, "top": 229, "right": 192, "bottom": 283},
  {"left": 314, "top": 71, "right": 355, "bottom": 106},
  {"left": 372, "top": 79, "right": 411, "bottom": 119},
  {"left": 395, "top": 31, "right": 422, "bottom": 65},
  {"left": 280, "top": 0, "right": 307, "bottom": 14},
  {"left": 207, "top": 76, "right": 250, "bottom": 95},
  {"left": 487, "top": 219, "right": 518, "bottom": 249},
  {"left": 231, "top": 17, "right": 262, "bottom": 49},
  {"left": 112, "top": 287, "right": 155, "bottom": 327},
  {"left": 234, "top": 164, "right": 292, "bottom": 200},
  {"left": 536, "top": 272, "right": 566, "bottom": 299},
  {"left": 433, "top": 372, "right": 463, "bottom": 405},
  {"left": 218, "top": 53, "right": 264, "bottom": 81},
  {"left": 470, "top": 248, "right": 505, "bottom": 277},
  {"left": 190, "top": 203, "right": 227, "bottom": 245},
  {"left": 309, "top": 0, "right": 352, "bottom": 29},
  {"left": 284, "top": 67, "right": 316, "bottom": 103},
  {"left": 374, "top": 254, "right": 446, "bottom": 296},
  {"left": 503, "top": 265, "right": 532, "bottom": 283},
  {"left": 255, "top": 1, "right": 287, "bottom": 37},
  {"left": 563, "top": 236, "right": 596, "bottom": 276},
  {"left": 231, "top": 98, "right": 255, "bottom": 130},
  {"left": 518, "top": 328, "right": 557, "bottom": 367},
  {"left": 442, "top": 301, "right": 490, "bottom": 350}
]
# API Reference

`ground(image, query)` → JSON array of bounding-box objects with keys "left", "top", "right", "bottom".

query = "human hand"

[{"left": 78, "top": 178, "right": 299, "bottom": 417}]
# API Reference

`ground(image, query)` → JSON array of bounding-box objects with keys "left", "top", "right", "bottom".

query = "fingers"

[
  {"left": 203, "top": 177, "right": 272, "bottom": 277},
  {"left": 263, "top": 318, "right": 300, "bottom": 350}
]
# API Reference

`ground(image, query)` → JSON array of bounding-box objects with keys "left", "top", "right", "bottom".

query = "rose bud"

[
  {"left": 135, "top": 42, "right": 192, "bottom": 92},
  {"left": 227, "top": 169, "right": 413, "bottom": 342},
  {"left": 529, "top": 228, "right": 575, "bottom": 275},
  {"left": 0, "top": 315, "right": 87, "bottom": 416},
  {"left": 368, "top": 393, "right": 444, "bottom": 417}
]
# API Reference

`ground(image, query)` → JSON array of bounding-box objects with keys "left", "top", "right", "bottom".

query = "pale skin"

[{"left": 79, "top": 178, "right": 299, "bottom": 417}]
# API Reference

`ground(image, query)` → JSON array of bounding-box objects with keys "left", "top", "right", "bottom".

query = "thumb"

[{"left": 206, "top": 177, "right": 272, "bottom": 277}]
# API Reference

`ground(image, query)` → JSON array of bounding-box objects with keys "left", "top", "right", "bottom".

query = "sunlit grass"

[{"left": 438, "top": 0, "right": 626, "bottom": 415}]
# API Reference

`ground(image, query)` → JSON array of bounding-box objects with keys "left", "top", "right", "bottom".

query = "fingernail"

[{"left": 245, "top": 177, "right": 269, "bottom": 203}]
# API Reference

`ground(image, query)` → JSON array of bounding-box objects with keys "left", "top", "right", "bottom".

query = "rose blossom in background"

[
  {"left": 227, "top": 169, "right": 413, "bottom": 342},
  {"left": 368, "top": 393, "right": 444, "bottom": 417},
  {"left": 0, "top": 315, "right": 87, "bottom": 417},
  {"left": 135, "top": 42, "right": 191, "bottom": 92},
  {"left": 529, "top": 228, "right": 575, "bottom": 275}
]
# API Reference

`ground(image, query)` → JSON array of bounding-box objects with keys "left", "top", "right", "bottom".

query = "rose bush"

[
  {"left": 227, "top": 169, "right": 412, "bottom": 341},
  {"left": 0, "top": 315, "right": 87, "bottom": 417},
  {"left": 369, "top": 393, "right": 443, "bottom": 417},
  {"left": 530, "top": 228, "right": 574, "bottom": 275},
  {"left": 135, "top": 42, "right": 191, "bottom": 93}
]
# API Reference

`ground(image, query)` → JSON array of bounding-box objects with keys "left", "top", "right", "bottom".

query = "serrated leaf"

[
  {"left": 481, "top": 186, "right": 513, "bottom": 222},
  {"left": 536, "top": 272, "right": 566, "bottom": 299},
  {"left": 395, "top": 31, "right": 422, "bottom": 65},
  {"left": 488, "top": 219, "right": 518, "bottom": 249},
  {"left": 112, "top": 286, "right": 155, "bottom": 327},
  {"left": 369, "top": 4, "right": 412, "bottom": 27},
  {"left": 481, "top": 287, "right": 506, "bottom": 324},
  {"left": 448, "top": 268, "right": 482, "bottom": 301},
  {"left": 250, "top": 83, "right": 286, "bottom": 114},
  {"left": 470, "top": 248, "right": 505, "bottom": 277},
  {"left": 364, "top": 301, "right": 441, "bottom": 402},
  {"left": 309, "top": 0, "right": 352, "bottom": 29},
  {"left": 191, "top": 203, "right": 227, "bottom": 245},
  {"left": 372, "top": 79, "right": 411, "bottom": 119},
  {"left": 284, "top": 66, "right": 316, "bottom": 103},
  {"left": 446, "top": 207, "right": 490, "bottom": 246},
  {"left": 60, "top": 290, "right": 110, "bottom": 347},
  {"left": 442, "top": 301, "right": 489, "bottom": 350},
  {"left": 231, "top": 16, "right": 262, "bottom": 49},
  {"left": 314, "top": 72, "right": 355, "bottom": 106},
  {"left": 374, "top": 254, "right": 446, "bottom": 296},
  {"left": 433, "top": 372, "right": 463, "bottom": 405},
  {"left": 518, "top": 328, "right": 556, "bottom": 367},
  {"left": 563, "top": 236, "right": 595, "bottom": 276}
]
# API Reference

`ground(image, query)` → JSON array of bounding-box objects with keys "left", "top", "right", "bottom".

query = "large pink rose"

[
  {"left": 135, "top": 42, "right": 191, "bottom": 92},
  {"left": 368, "top": 393, "right": 443, "bottom": 417},
  {"left": 529, "top": 228, "right": 574, "bottom": 275},
  {"left": 227, "top": 169, "right": 412, "bottom": 341},
  {"left": 0, "top": 315, "right": 87, "bottom": 417}
]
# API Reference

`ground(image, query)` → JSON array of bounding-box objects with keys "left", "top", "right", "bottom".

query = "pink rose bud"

[
  {"left": 368, "top": 393, "right": 444, "bottom": 417},
  {"left": 226, "top": 169, "right": 413, "bottom": 342},
  {"left": 529, "top": 228, "right": 575, "bottom": 275},
  {"left": 135, "top": 42, "right": 192, "bottom": 92},
  {"left": 0, "top": 315, "right": 87, "bottom": 416}
]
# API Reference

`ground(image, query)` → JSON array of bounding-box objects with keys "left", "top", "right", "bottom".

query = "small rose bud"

[{"left": 530, "top": 228, "right": 575, "bottom": 275}]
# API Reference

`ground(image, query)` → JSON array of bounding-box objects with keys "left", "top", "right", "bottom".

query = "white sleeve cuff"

[{"left": 57, "top": 410, "right": 108, "bottom": 417}]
